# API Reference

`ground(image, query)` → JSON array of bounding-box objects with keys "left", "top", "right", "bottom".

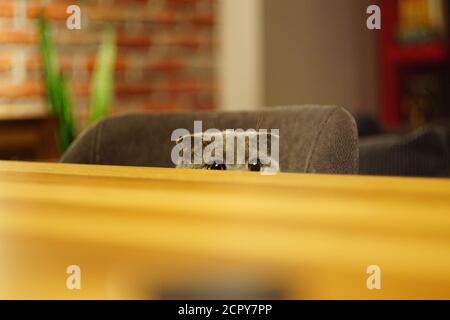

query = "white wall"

[
  {"left": 218, "top": 0, "right": 379, "bottom": 115},
  {"left": 217, "top": 0, "right": 264, "bottom": 111},
  {"left": 263, "top": 0, "right": 378, "bottom": 115}
]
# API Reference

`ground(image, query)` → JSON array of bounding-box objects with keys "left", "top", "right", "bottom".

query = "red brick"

[
  {"left": 0, "top": 78, "right": 213, "bottom": 98},
  {"left": 88, "top": 7, "right": 136, "bottom": 23},
  {"left": 0, "top": 1, "right": 14, "bottom": 17},
  {"left": 191, "top": 14, "right": 215, "bottom": 26},
  {"left": 0, "top": 29, "right": 153, "bottom": 48},
  {"left": 145, "top": 58, "right": 183, "bottom": 72},
  {"left": 166, "top": 0, "right": 199, "bottom": 6},
  {"left": 113, "top": 0, "right": 149, "bottom": 5},
  {"left": 27, "top": 3, "right": 180, "bottom": 25},
  {"left": 117, "top": 34, "right": 152, "bottom": 47},
  {"left": 0, "top": 81, "right": 44, "bottom": 98},
  {"left": 0, "top": 81, "right": 85, "bottom": 98},
  {"left": 0, "top": 30, "right": 37, "bottom": 44},
  {"left": 115, "top": 83, "right": 153, "bottom": 96},
  {"left": 27, "top": 3, "right": 69, "bottom": 20},
  {"left": 85, "top": 55, "right": 127, "bottom": 71},
  {"left": 73, "top": 83, "right": 90, "bottom": 96},
  {"left": 142, "top": 12, "right": 178, "bottom": 25},
  {"left": 169, "top": 35, "right": 207, "bottom": 49},
  {"left": 0, "top": 55, "right": 12, "bottom": 72},
  {"left": 0, "top": 0, "right": 217, "bottom": 114},
  {"left": 143, "top": 102, "right": 178, "bottom": 111},
  {"left": 26, "top": 55, "right": 74, "bottom": 71}
]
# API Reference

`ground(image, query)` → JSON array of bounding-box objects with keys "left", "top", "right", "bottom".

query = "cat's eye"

[
  {"left": 209, "top": 162, "right": 226, "bottom": 170},
  {"left": 248, "top": 159, "right": 261, "bottom": 172}
]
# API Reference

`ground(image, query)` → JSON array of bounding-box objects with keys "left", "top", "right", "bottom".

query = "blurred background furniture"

[
  {"left": 61, "top": 105, "right": 359, "bottom": 174},
  {"left": 380, "top": 0, "right": 450, "bottom": 128},
  {"left": 0, "top": 106, "right": 58, "bottom": 161},
  {"left": 359, "top": 125, "right": 450, "bottom": 177},
  {"left": 356, "top": 114, "right": 450, "bottom": 177}
]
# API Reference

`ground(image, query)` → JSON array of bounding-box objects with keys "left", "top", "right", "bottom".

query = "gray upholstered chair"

[
  {"left": 359, "top": 125, "right": 450, "bottom": 177},
  {"left": 61, "top": 105, "right": 359, "bottom": 174}
]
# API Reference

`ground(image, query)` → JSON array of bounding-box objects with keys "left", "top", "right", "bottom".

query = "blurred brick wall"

[{"left": 0, "top": 0, "right": 216, "bottom": 129}]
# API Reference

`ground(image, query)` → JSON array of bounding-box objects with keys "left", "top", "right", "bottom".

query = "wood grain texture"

[{"left": 0, "top": 160, "right": 449, "bottom": 299}]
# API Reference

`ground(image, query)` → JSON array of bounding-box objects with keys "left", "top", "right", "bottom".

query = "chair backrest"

[{"left": 61, "top": 105, "right": 359, "bottom": 174}]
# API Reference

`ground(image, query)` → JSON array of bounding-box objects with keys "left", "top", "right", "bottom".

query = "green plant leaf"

[
  {"left": 37, "top": 14, "right": 75, "bottom": 153},
  {"left": 89, "top": 29, "right": 117, "bottom": 123}
]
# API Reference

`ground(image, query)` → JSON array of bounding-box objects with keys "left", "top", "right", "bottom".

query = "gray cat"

[{"left": 175, "top": 130, "right": 279, "bottom": 173}]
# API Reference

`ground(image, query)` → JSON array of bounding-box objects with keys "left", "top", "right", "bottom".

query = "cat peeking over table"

[{"left": 171, "top": 121, "right": 280, "bottom": 174}]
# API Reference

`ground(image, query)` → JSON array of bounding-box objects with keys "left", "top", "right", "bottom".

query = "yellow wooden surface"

[{"left": 0, "top": 160, "right": 449, "bottom": 299}]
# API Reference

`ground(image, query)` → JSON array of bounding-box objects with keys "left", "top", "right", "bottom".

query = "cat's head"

[{"left": 174, "top": 130, "right": 280, "bottom": 174}]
